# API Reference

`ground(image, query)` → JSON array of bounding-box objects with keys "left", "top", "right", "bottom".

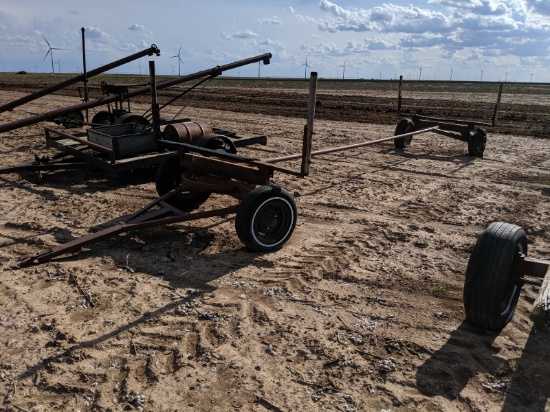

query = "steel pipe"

[
  {"left": 266, "top": 126, "right": 440, "bottom": 163},
  {"left": 0, "top": 53, "right": 272, "bottom": 135},
  {"left": 0, "top": 44, "right": 160, "bottom": 114}
]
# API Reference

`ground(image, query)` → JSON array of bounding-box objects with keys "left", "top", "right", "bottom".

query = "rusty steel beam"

[
  {"left": 266, "top": 126, "right": 440, "bottom": 164},
  {"left": 0, "top": 52, "right": 272, "bottom": 135},
  {"left": 0, "top": 44, "right": 161, "bottom": 114},
  {"left": 18, "top": 194, "right": 240, "bottom": 267},
  {"left": 518, "top": 256, "right": 550, "bottom": 279}
]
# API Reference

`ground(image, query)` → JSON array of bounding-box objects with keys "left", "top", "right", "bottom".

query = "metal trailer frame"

[
  {"left": 0, "top": 124, "right": 267, "bottom": 176},
  {"left": 393, "top": 76, "right": 504, "bottom": 157},
  {"left": 0, "top": 54, "right": 271, "bottom": 176},
  {"left": 18, "top": 70, "right": 439, "bottom": 267}
]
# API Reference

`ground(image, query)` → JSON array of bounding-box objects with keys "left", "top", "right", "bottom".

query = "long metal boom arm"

[
  {"left": 0, "top": 45, "right": 161, "bottom": 114},
  {"left": 0, "top": 52, "right": 272, "bottom": 135}
]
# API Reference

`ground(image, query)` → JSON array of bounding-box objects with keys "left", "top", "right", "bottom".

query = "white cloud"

[
  {"left": 85, "top": 26, "right": 108, "bottom": 40},
  {"left": 221, "top": 29, "right": 259, "bottom": 41},
  {"left": 128, "top": 23, "right": 145, "bottom": 31},
  {"left": 258, "top": 18, "right": 283, "bottom": 25},
  {"left": 318, "top": 1, "right": 453, "bottom": 34}
]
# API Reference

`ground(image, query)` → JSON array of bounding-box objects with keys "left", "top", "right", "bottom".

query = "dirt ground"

[{"left": 0, "top": 81, "right": 549, "bottom": 412}]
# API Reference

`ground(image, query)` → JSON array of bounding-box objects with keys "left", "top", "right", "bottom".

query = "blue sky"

[{"left": 0, "top": 0, "right": 548, "bottom": 82}]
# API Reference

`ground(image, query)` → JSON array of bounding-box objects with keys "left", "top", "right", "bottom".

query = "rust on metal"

[
  {"left": 18, "top": 188, "right": 240, "bottom": 267},
  {"left": 0, "top": 53, "right": 272, "bottom": 134},
  {"left": 0, "top": 45, "right": 160, "bottom": 115},
  {"left": 164, "top": 121, "right": 213, "bottom": 144},
  {"left": 266, "top": 126, "right": 440, "bottom": 164},
  {"left": 517, "top": 255, "right": 550, "bottom": 279}
]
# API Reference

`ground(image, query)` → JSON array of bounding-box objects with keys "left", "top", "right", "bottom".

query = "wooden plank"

[{"left": 530, "top": 265, "right": 550, "bottom": 328}]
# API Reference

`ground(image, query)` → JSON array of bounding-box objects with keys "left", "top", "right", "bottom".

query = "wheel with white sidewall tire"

[
  {"left": 394, "top": 118, "right": 414, "bottom": 148},
  {"left": 235, "top": 185, "right": 297, "bottom": 252},
  {"left": 463, "top": 221, "right": 527, "bottom": 331}
]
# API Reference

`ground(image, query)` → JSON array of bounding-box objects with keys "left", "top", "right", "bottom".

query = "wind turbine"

[
  {"left": 450, "top": 67, "right": 453, "bottom": 81},
  {"left": 171, "top": 46, "right": 184, "bottom": 75},
  {"left": 138, "top": 62, "right": 143, "bottom": 75},
  {"left": 42, "top": 35, "right": 65, "bottom": 75},
  {"left": 418, "top": 66, "right": 423, "bottom": 80},
  {"left": 300, "top": 58, "right": 311, "bottom": 79},
  {"left": 55, "top": 59, "right": 61, "bottom": 73},
  {"left": 480, "top": 69, "right": 483, "bottom": 82},
  {"left": 170, "top": 63, "right": 175, "bottom": 75},
  {"left": 340, "top": 59, "right": 347, "bottom": 79}
]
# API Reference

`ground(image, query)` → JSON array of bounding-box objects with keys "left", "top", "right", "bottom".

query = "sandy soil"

[{"left": 0, "top": 84, "right": 549, "bottom": 412}]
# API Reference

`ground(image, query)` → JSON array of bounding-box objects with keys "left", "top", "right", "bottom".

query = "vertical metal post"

[
  {"left": 397, "top": 75, "right": 403, "bottom": 116},
  {"left": 491, "top": 82, "right": 503, "bottom": 127},
  {"left": 301, "top": 71, "right": 318, "bottom": 176},
  {"left": 81, "top": 27, "right": 89, "bottom": 122},
  {"left": 149, "top": 61, "right": 161, "bottom": 139}
]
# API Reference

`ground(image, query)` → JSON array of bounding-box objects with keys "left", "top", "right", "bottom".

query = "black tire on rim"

[
  {"left": 468, "top": 128, "right": 487, "bottom": 158},
  {"left": 64, "top": 111, "right": 84, "bottom": 129},
  {"left": 208, "top": 136, "right": 237, "bottom": 154},
  {"left": 235, "top": 185, "right": 297, "bottom": 252},
  {"left": 91, "top": 111, "right": 113, "bottom": 125},
  {"left": 463, "top": 222, "right": 527, "bottom": 331},
  {"left": 155, "top": 154, "right": 211, "bottom": 211},
  {"left": 394, "top": 118, "right": 414, "bottom": 148},
  {"left": 114, "top": 114, "right": 150, "bottom": 127}
]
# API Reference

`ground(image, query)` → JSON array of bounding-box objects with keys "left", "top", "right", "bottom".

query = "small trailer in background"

[{"left": 393, "top": 76, "right": 503, "bottom": 157}]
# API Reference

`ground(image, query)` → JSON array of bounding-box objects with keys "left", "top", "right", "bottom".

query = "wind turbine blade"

[
  {"left": 43, "top": 49, "right": 51, "bottom": 61},
  {"left": 42, "top": 34, "right": 51, "bottom": 47}
]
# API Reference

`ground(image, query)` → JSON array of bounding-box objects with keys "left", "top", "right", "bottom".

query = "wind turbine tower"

[
  {"left": 42, "top": 35, "right": 65, "bottom": 75},
  {"left": 171, "top": 46, "right": 184, "bottom": 76},
  {"left": 340, "top": 59, "right": 348, "bottom": 79},
  {"left": 300, "top": 58, "right": 311, "bottom": 79}
]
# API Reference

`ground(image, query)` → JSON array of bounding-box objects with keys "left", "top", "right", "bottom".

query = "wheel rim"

[{"left": 251, "top": 197, "right": 294, "bottom": 248}]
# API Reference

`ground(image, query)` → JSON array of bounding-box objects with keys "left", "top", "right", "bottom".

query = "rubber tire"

[
  {"left": 155, "top": 154, "right": 210, "bottom": 211},
  {"left": 468, "top": 128, "right": 487, "bottom": 158},
  {"left": 64, "top": 111, "right": 84, "bottom": 129},
  {"left": 463, "top": 222, "right": 527, "bottom": 331},
  {"left": 235, "top": 185, "right": 297, "bottom": 252},
  {"left": 394, "top": 118, "right": 414, "bottom": 148},
  {"left": 91, "top": 111, "right": 113, "bottom": 125},
  {"left": 114, "top": 114, "right": 150, "bottom": 126}
]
